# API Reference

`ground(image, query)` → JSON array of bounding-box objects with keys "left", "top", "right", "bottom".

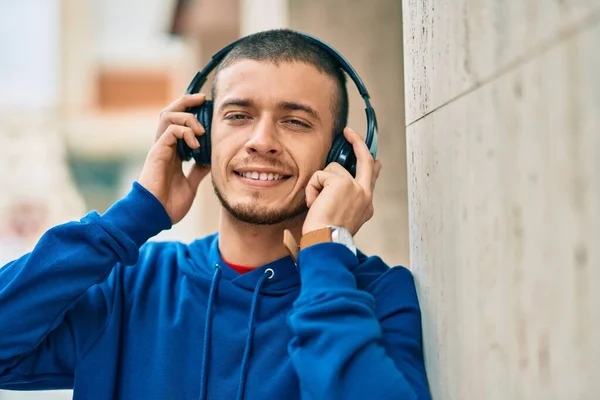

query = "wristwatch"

[{"left": 299, "top": 226, "right": 357, "bottom": 256}]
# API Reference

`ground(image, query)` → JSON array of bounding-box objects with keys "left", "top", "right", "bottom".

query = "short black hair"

[{"left": 211, "top": 29, "right": 349, "bottom": 136}]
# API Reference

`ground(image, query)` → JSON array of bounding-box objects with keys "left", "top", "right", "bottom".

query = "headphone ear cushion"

[
  {"left": 195, "top": 101, "right": 213, "bottom": 165},
  {"left": 326, "top": 134, "right": 356, "bottom": 175},
  {"left": 175, "top": 101, "right": 212, "bottom": 165},
  {"left": 176, "top": 101, "right": 212, "bottom": 165},
  {"left": 326, "top": 134, "right": 347, "bottom": 165}
]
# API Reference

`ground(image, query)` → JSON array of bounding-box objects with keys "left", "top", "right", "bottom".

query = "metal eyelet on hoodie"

[{"left": 265, "top": 268, "right": 275, "bottom": 280}]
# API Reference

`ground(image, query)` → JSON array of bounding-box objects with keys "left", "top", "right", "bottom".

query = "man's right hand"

[{"left": 138, "top": 93, "right": 210, "bottom": 224}]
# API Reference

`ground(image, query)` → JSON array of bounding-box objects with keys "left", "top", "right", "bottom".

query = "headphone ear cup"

[
  {"left": 176, "top": 101, "right": 213, "bottom": 165},
  {"left": 326, "top": 134, "right": 346, "bottom": 165},
  {"left": 195, "top": 101, "right": 213, "bottom": 165},
  {"left": 326, "top": 134, "right": 357, "bottom": 176}
]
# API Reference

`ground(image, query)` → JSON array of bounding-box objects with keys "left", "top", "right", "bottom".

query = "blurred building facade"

[{"left": 1, "top": 1, "right": 598, "bottom": 400}]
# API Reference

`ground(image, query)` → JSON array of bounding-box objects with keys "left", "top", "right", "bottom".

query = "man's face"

[{"left": 210, "top": 60, "right": 336, "bottom": 225}]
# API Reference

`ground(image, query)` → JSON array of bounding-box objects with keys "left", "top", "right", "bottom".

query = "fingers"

[
  {"left": 156, "top": 111, "right": 205, "bottom": 142},
  {"left": 343, "top": 127, "right": 377, "bottom": 191},
  {"left": 305, "top": 170, "right": 336, "bottom": 208},
  {"left": 306, "top": 164, "right": 351, "bottom": 208},
  {"left": 326, "top": 156, "right": 380, "bottom": 197},
  {"left": 163, "top": 112, "right": 205, "bottom": 135},
  {"left": 156, "top": 94, "right": 206, "bottom": 141},
  {"left": 156, "top": 124, "right": 200, "bottom": 150},
  {"left": 323, "top": 160, "right": 352, "bottom": 177},
  {"left": 162, "top": 93, "right": 206, "bottom": 113}
]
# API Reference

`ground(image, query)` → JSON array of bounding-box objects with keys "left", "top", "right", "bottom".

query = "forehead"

[{"left": 213, "top": 60, "right": 337, "bottom": 111}]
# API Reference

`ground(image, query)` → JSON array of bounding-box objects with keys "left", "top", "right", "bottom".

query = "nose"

[{"left": 244, "top": 118, "right": 282, "bottom": 157}]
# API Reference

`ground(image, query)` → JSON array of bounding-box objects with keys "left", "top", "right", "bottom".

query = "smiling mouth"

[{"left": 234, "top": 171, "right": 292, "bottom": 182}]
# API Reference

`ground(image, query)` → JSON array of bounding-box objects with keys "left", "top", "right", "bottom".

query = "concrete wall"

[
  {"left": 403, "top": 1, "right": 600, "bottom": 399},
  {"left": 289, "top": 0, "right": 409, "bottom": 267}
]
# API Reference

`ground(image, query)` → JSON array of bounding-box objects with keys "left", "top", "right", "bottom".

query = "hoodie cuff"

[
  {"left": 297, "top": 242, "right": 359, "bottom": 291},
  {"left": 101, "top": 182, "right": 172, "bottom": 247}
]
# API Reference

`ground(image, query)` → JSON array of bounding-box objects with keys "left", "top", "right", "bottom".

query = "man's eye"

[
  {"left": 225, "top": 114, "right": 248, "bottom": 120},
  {"left": 286, "top": 119, "right": 310, "bottom": 128}
]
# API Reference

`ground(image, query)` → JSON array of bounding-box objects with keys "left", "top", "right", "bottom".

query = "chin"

[{"left": 213, "top": 184, "right": 307, "bottom": 226}]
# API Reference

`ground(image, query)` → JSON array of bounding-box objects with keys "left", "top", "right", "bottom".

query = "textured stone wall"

[{"left": 403, "top": 1, "right": 600, "bottom": 398}]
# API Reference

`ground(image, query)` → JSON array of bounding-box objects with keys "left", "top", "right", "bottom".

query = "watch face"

[{"left": 331, "top": 226, "right": 357, "bottom": 256}]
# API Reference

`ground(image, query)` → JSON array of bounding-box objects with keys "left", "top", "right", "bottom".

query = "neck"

[{"left": 218, "top": 209, "right": 305, "bottom": 268}]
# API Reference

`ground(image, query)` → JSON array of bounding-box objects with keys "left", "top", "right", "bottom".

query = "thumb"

[{"left": 186, "top": 164, "right": 211, "bottom": 192}]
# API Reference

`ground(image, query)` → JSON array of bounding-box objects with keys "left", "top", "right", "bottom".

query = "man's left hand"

[{"left": 302, "top": 127, "right": 382, "bottom": 236}]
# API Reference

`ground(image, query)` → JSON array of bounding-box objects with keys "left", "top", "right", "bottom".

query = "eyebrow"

[
  {"left": 218, "top": 98, "right": 321, "bottom": 122},
  {"left": 218, "top": 98, "right": 255, "bottom": 113},
  {"left": 277, "top": 101, "right": 321, "bottom": 122}
]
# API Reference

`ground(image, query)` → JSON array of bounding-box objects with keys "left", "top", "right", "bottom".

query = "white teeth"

[{"left": 240, "top": 171, "right": 285, "bottom": 181}]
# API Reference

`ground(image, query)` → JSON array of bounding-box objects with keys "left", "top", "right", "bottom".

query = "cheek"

[
  {"left": 310, "top": 137, "right": 332, "bottom": 166},
  {"left": 295, "top": 142, "right": 330, "bottom": 181},
  {"left": 210, "top": 130, "right": 240, "bottom": 174}
]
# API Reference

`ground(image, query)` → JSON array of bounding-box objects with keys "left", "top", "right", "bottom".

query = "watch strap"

[
  {"left": 299, "top": 227, "right": 333, "bottom": 250},
  {"left": 282, "top": 228, "right": 334, "bottom": 264},
  {"left": 283, "top": 229, "right": 299, "bottom": 263}
]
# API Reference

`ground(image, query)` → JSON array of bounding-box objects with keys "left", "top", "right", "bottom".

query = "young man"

[{"left": 0, "top": 30, "right": 431, "bottom": 399}]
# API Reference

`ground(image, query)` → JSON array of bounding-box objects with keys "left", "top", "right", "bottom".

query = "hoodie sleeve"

[
  {"left": 0, "top": 182, "right": 171, "bottom": 389},
  {"left": 287, "top": 243, "right": 431, "bottom": 400}
]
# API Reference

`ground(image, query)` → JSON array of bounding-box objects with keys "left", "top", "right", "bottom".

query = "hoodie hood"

[{"left": 184, "top": 232, "right": 302, "bottom": 294}]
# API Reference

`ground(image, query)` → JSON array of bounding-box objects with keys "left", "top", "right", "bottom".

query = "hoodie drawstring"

[
  {"left": 199, "top": 266, "right": 274, "bottom": 400},
  {"left": 236, "top": 268, "right": 274, "bottom": 400},
  {"left": 200, "top": 265, "right": 222, "bottom": 400}
]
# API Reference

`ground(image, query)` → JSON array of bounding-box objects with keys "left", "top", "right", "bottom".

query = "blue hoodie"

[{"left": 0, "top": 183, "right": 431, "bottom": 399}]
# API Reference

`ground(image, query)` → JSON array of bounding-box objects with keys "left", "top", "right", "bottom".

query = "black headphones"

[{"left": 176, "top": 32, "right": 378, "bottom": 177}]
